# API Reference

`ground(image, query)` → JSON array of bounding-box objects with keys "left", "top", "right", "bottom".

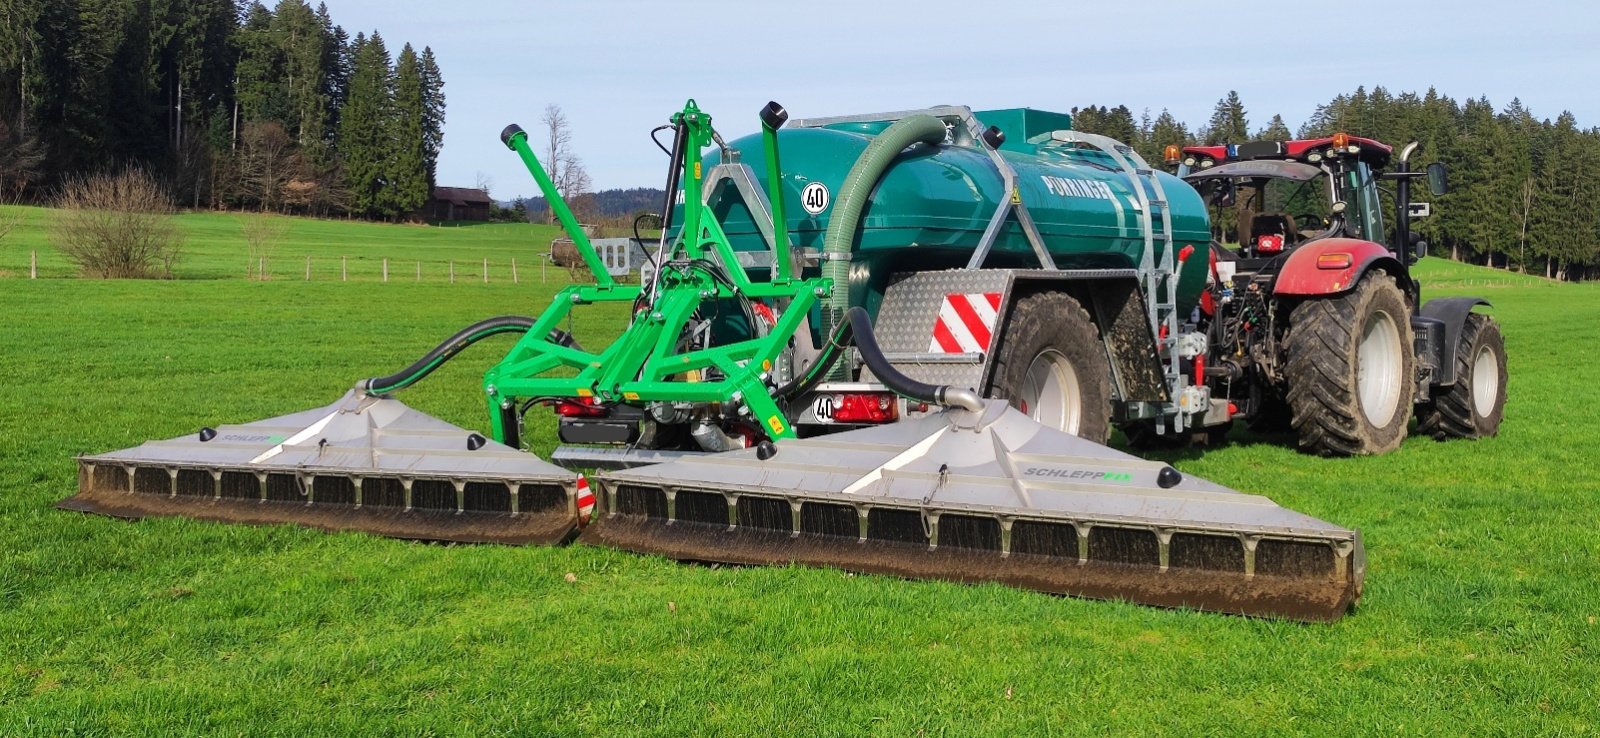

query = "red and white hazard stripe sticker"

[
  {"left": 929, "top": 292, "right": 1002, "bottom": 354},
  {"left": 575, "top": 474, "right": 596, "bottom": 526}
]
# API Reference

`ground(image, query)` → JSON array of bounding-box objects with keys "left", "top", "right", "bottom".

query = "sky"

[{"left": 324, "top": 0, "right": 1599, "bottom": 200}]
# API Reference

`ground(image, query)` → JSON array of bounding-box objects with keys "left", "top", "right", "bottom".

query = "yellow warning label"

[
  {"left": 1011, "top": 187, "right": 1022, "bottom": 205},
  {"left": 623, "top": 391, "right": 640, "bottom": 401},
  {"left": 576, "top": 388, "right": 593, "bottom": 397},
  {"left": 767, "top": 416, "right": 785, "bottom": 434},
  {"left": 694, "top": 162, "right": 702, "bottom": 180}
]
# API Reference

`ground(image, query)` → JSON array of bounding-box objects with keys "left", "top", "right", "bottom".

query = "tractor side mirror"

[
  {"left": 1408, "top": 230, "right": 1427, "bottom": 262},
  {"left": 1426, "top": 162, "right": 1449, "bottom": 196}
]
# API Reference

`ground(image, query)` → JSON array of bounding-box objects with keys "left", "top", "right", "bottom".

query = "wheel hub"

[
  {"left": 1019, "top": 349, "right": 1082, "bottom": 435},
  {"left": 1357, "top": 309, "right": 1403, "bottom": 427},
  {"left": 1471, "top": 344, "right": 1499, "bottom": 418}
]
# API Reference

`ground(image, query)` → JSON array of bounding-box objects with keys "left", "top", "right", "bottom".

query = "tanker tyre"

[
  {"left": 1284, "top": 274, "right": 1416, "bottom": 456},
  {"left": 1415, "top": 313, "right": 1506, "bottom": 440},
  {"left": 988, "top": 292, "right": 1112, "bottom": 444}
]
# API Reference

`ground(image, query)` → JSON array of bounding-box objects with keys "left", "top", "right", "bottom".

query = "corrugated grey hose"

[{"left": 822, "top": 114, "right": 948, "bottom": 378}]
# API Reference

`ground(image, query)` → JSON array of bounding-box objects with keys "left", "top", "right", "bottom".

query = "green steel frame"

[{"left": 486, "top": 100, "right": 830, "bottom": 444}]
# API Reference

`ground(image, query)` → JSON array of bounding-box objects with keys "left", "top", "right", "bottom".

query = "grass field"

[
  {"left": 0, "top": 204, "right": 571, "bottom": 282},
  {"left": 2, "top": 208, "right": 1598, "bottom": 735}
]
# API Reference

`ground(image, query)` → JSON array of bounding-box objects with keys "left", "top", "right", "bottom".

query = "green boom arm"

[{"left": 484, "top": 100, "right": 830, "bottom": 444}]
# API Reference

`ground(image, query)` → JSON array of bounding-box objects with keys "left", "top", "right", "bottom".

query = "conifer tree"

[
  {"left": 419, "top": 46, "right": 446, "bottom": 189},
  {"left": 389, "top": 43, "right": 429, "bottom": 217}
]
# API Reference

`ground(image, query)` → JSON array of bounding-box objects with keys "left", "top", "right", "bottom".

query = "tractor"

[{"left": 1163, "top": 134, "right": 1508, "bottom": 454}]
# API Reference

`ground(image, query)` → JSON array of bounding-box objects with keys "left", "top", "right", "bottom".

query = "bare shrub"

[
  {"left": 242, "top": 213, "right": 288, "bottom": 280},
  {"left": 52, "top": 169, "right": 184, "bottom": 279}
]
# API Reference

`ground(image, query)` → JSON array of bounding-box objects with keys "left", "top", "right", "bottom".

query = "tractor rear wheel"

[
  {"left": 1416, "top": 313, "right": 1506, "bottom": 439},
  {"left": 988, "top": 292, "right": 1112, "bottom": 443},
  {"left": 1283, "top": 273, "right": 1416, "bottom": 456}
]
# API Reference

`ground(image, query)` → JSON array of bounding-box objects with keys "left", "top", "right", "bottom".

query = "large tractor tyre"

[
  {"left": 1415, "top": 314, "right": 1507, "bottom": 439},
  {"left": 988, "top": 292, "right": 1113, "bottom": 444},
  {"left": 1283, "top": 274, "right": 1417, "bottom": 456}
]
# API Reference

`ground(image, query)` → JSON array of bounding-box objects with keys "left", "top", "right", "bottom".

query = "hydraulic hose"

[
  {"left": 775, "top": 306, "right": 983, "bottom": 412},
  {"left": 362, "top": 317, "right": 577, "bottom": 396},
  {"left": 821, "top": 115, "right": 948, "bottom": 364}
]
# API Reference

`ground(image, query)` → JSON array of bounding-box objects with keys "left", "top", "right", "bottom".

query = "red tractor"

[{"left": 1161, "top": 133, "right": 1507, "bottom": 455}]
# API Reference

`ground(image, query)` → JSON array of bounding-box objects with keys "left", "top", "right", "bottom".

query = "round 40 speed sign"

[{"left": 801, "top": 182, "right": 830, "bottom": 215}]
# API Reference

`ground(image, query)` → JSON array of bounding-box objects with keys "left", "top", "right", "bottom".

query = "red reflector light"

[
  {"left": 828, "top": 393, "right": 898, "bottom": 423},
  {"left": 555, "top": 398, "right": 607, "bottom": 417},
  {"left": 1256, "top": 234, "right": 1284, "bottom": 254},
  {"left": 1316, "top": 253, "right": 1353, "bottom": 270}
]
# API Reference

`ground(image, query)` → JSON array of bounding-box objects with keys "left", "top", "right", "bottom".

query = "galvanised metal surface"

[
  {"left": 593, "top": 401, "right": 1364, "bottom": 621},
  {"left": 859, "top": 269, "right": 1018, "bottom": 390}
]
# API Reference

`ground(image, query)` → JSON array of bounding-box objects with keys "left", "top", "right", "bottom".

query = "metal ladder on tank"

[{"left": 1048, "top": 131, "right": 1185, "bottom": 433}]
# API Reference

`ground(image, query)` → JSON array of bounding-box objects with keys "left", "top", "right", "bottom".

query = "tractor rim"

[
  {"left": 1471, "top": 343, "right": 1499, "bottom": 418},
  {"left": 1020, "top": 349, "right": 1082, "bottom": 435},
  {"left": 1357, "top": 309, "right": 1403, "bottom": 427}
]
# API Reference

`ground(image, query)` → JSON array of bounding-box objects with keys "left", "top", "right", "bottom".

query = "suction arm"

[{"left": 362, "top": 317, "right": 577, "bottom": 396}]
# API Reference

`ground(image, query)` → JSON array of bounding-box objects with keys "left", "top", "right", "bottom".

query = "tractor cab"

[{"left": 1167, "top": 134, "right": 1445, "bottom": 268}]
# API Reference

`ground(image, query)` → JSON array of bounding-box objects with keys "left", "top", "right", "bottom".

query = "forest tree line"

[
  {"left": 0, "top": 0, "right": 444, "bottom": 220},
  {"left": 1071, "top": 87, "right": 1600, "bottom": 280}
]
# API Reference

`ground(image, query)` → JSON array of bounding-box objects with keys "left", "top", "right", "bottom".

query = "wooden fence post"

[
  {"left": 383, "top": 258, "right": 389, "bottom": 282},
  {"left": 449, "top": 260, "right": 455, "bottom": 283},
  {"left": 482, "top": 258, "right": 488, "bottom": 283},
  {"left": 416, "top": 261, "right": 421, "bottom": 281},
  {"left": 305, "top": 255, "right": 311, "bottom": 280},
  {"left": 258, "top": 256, "right": 264, "bottom": 280},
  {"left": 30, "top": 250, "right": 37, "bottom": 279},
  {"left": 512, "top": 258, "right": 518, "bottom": 284},
  {"left": 342, "top": 256, "right": 348, "bottom": 282}
]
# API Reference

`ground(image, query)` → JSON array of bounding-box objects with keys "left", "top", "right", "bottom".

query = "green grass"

[
  {"left": 0, "top": 204, "right": 570, "bottom": 281},
  {"left": 2, "top": 213, "right": 1598, "bottom": 735}
]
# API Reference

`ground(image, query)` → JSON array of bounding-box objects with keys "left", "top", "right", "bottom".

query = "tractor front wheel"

[
  {"left": 1416, "top": 313, "right": 1506, "bottom": 439},
  {"left": 988, "top": 292, "right": 1112, "bottom": 443},
  {"left": 1283, "top": 274, "right": 1416, "bottom": 456}
]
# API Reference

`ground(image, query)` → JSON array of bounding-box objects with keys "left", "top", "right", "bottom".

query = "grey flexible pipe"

[{"left": 821, "top": 115, "right": 948, "bottom": 378}]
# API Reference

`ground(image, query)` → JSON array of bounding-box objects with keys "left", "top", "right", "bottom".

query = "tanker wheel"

[
  {"left": 1416, "top": 313, "right": 1506, "bottom": 439},
  {"left": 1283, "top": 273, "right": 1416, "bottom": 456},
  {"left": 988, "top": 292, "right": 1112, "bottom": 443}
]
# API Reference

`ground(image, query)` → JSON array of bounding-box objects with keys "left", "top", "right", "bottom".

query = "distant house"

[{"left": 426, "top": 187, "right": 493, "bottom": 221}]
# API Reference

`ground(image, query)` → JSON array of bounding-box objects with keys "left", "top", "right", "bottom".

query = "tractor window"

[{"left": 1348, "top": 163, "right": 1386, "bottom": 242}]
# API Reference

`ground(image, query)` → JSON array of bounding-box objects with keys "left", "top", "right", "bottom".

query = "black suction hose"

[
  {"left": 362, "top": 317, "right": 578, "bottom": 396},
  {"left": 774, "top": 307, "right": 983, "bottom": 412}
]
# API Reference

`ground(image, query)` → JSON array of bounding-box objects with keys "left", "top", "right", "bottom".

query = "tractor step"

[
  {"left": 62, "top": 390, "right": 580, "bottom": 545},
  {"left": 589, "top": 401, "right": 1363, "bottom": 622}
]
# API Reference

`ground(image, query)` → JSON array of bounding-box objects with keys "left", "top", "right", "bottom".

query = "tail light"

[
  {"left": 555, "top": 397, "right": 607, "bottom": 418},
  {"left": 1256, "top": 234, "right": 1284, "bottom": 254},
  {"left": 824, "top": 392, "right": 898, "bottom": 424}
]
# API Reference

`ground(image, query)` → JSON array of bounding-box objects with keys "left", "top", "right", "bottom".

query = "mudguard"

[
  {"left": 1420, "top": 297, "right": 1492, "bottom": 385},
  {"left": 1273, "top": 238, "right": 1406, "bottom": 296}
]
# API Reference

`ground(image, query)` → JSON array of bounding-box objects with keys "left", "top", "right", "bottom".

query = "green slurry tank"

[{"left": 702, "top": 107, "right": 1213, "bottom": 317}]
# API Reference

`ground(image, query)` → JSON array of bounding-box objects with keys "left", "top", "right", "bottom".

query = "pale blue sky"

[{"left": 325, "top": 0, "right": 1598, "bottom": 199}]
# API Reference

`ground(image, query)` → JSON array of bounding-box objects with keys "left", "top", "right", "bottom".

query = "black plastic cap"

[
  {"left": 466, "top": 432, "right": 488, "bottom": 451},
  {"left": 198, "top": 427, "right": 217, "bottom": 443},
  {"left": 756, "top": 440, "right": 778, "bottom": 461},
  {"left": 500, "top": 124, "right": 525, "bottom": 149},
  {"left": 981, "top": 125, "right": 1006, "bottom": 149},
  {"left": 1157, "top": 465, "right": 1183, "bottom": 489},
  {"left": 760, "top": 101, "right": 788, "bottom": 130}
]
